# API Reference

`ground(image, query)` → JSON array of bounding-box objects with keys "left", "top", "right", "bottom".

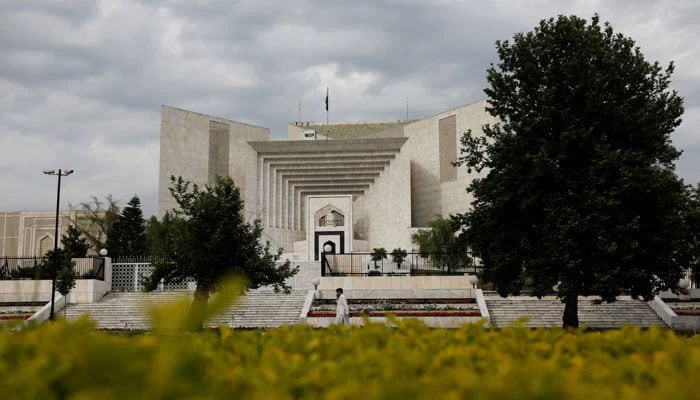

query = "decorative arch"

[
  {"left": 315, "top": 204, "right": 345, "bottom": 227},
  {"left": 322, "top": 240, "right": 336, "bottom": 254},
  {"left": 37, "top": 234, "right": 54, "bottom": 257}
]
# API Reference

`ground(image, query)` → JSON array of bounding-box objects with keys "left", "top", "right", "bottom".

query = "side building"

[
  {"left": 1, "top": 210, "right": 84, "bottom": 257},
  {"left": 158, "top": 101, "right": 496, "bottom": 261}
]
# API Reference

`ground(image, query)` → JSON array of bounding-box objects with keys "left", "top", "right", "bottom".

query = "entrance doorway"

[
  {"left": 322, "top": 240, "right": 336, "bottom": 254},
  {"left": 314, "top": 231, "right": 344, "bottom": 260}
]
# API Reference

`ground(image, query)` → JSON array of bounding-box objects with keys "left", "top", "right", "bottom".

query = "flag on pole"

[{"left": 325, "top": 87, "right": 329, "bottom": 111}]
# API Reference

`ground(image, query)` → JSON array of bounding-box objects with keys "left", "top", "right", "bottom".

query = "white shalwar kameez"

[{"left": 335, "top": 294, "right": 350, "bottom": 325}]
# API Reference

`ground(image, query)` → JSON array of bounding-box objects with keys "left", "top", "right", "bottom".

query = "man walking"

[{"left": 335, "top": 288, "right": 350, "bottom": 325}]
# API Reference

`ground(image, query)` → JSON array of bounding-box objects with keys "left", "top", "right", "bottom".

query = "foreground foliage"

[{"left": 2, "top": 320, "right": 699, "bottom": 399}]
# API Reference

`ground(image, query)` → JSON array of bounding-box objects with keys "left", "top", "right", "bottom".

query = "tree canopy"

[
  {"left": 106, "top": 195, "right": 147, "bottom": 257},
  {"left": 147, "top": 176, "right": 297, "bottom": 330},
  {"left": 411, "top": 217, "right": 470, "bottom": 272},
  {"left": 61, "top": 225, "right": 90, "bottom": 258},
  {"left": 145, "top": 214, "right": 176, "bottom": 259},
  {"left": 455, "top": 15, "right": 691, "bottom": 328},
  {"left": 71, "top": 195, "right": 120, "bottom": 250}
]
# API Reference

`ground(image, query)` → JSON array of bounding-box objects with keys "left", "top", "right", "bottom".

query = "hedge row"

[{"left": 1, "top": 318, "right": 698, "bottom": 399}]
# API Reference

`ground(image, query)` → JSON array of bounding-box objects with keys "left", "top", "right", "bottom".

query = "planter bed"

[
  {"left": 311, "top": 304, "right": 480, "bottom": 312},
  {"left": 0, "top": 313, "right": 33, "bottom": 320},
  {"left": 660, "top": 301, "right": 700, "bottom": 316},
  {"left": 673, "top": 310, "right": 700, "bottom": 316},
  {"left": 314, "top": 298, "right": 477, "bottom": 305},
  {"left": 307, "top": 310, "right": 481, "bottom": 318},
  {"left": 0, "top": 301, "right": 46, "bottom": 307}
]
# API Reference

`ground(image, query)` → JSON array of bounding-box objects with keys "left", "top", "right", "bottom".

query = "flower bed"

[
  {"left": 665, "top": 301, "right": 700, "bottom": 315},
  {"left": 311, "top": 298, "right": 480, "bottom": 314},
  {"left": 673, "top": 310, "right": 700, "bottom": 316},
  {"left": 0, "top": 313, "right": 32, "bottom": 320},
  {"left": 307, "top": 310, "right": 481, "bottom": 317}
]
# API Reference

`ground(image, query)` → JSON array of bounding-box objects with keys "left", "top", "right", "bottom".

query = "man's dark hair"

[{"left": 336, "top": 288, "right": 343, "bottom": 294}]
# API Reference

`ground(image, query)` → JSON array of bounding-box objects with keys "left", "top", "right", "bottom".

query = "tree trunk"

[
  {"left": 562, "top": 293, "right": 579, "bottom": 329},
  {"left": 186, "top": 284, "right": 210, "bottom": 332}
]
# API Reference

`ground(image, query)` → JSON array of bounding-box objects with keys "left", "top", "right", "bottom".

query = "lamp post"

[{"left": 43, "top": 168, "right": 73, "bottom": 320}]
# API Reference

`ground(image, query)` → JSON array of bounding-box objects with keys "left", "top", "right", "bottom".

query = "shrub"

[{"left": 1, "top": 318, "right": 700, "bottom": 399}]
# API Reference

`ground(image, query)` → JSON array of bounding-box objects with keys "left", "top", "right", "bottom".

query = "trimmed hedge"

[{"left": 1, "top": 318, "right": 698, "bottom": 399}]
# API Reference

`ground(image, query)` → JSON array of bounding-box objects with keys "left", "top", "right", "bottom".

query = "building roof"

[
  {"left": 289, "top": 121, "right": 408, "bottom": 139},
  {"left": 248, "top": 137, "right": 407, "bottom": 154}
]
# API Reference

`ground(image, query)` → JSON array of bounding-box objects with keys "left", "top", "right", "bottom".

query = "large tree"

[
  {"left": 456, "top": 15, "right": 691, "bottom": 328},
  {"left": 106, "top": 195, "right": 147, "bottom": 257},
  {"left": 71, "top": 195, "right": 120, "bottom": 250},
  {"left": 147, "top": 176, "right": 298, "bottom": 331}
]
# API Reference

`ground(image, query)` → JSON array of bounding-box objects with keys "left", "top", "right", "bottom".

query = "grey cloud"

[{"left": 1, "top": 0, "right": 698, "bottom": 217}]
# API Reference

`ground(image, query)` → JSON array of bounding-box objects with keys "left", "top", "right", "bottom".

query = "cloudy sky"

[{"left": 1, "top": 0, "right": 698, "bottom": 217}]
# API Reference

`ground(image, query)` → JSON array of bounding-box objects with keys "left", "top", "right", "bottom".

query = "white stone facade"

[
  {"left": 0, "top": 210, "right": 89, "bottom": 257},
  {"left": 158, "top": 101, "right": 496, "bottom": 260}
]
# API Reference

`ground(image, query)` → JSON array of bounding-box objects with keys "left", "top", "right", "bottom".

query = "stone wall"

[
  {"left": 403, "top": 100, "right": 496, "bottom": 226},
  {"left": 318, "top": 275, "right": 474, "bottom": 291},
  {"left": 361, "top": 146, "right": 412, "bottom": 250},
  {"left": 0, "top": 210, "right": 81, "bottom": 257},
  {"left": 158, "top": 106, "right": 269, "bottom": 217}
]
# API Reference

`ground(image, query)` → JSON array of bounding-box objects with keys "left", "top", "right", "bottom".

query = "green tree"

[
  {"left": 145, "top": 214, "right": 176, "bottom": 259},
  {"left": 71, "top": 195, "right": 120, "bottom": 250},
  {"left": 455, "top": 15, "right": 691, "bottom": 328},
  {"left": 411, "top": 217, "right": 469, "bottom": 271},
  {"left": 106, "top": 195, "right": 147, "bottom": 257},
  {"left": 56, "top": 261, "right": 77, "bottom": 316},
  {"left": 61, "top": 225, "right": 90, "bottom": 259},
  {"left": 146, "top": 176, "right": 298, "bottom": 331},
  {"left": 37, "top": 248, "right": 72, "bottom": 280}
]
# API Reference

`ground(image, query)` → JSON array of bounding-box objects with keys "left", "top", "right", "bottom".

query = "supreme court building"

[{"left": 158, "top": 101, "right": 495, "bottom": 261}]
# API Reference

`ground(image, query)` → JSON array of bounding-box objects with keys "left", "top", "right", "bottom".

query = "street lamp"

[{"left": 43, "top": 168, "right": 73, "bottom": 320}]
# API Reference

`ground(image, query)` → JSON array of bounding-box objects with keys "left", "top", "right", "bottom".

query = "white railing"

[{"left": 110, "top": 260, "right": 193, "bottom": 291}]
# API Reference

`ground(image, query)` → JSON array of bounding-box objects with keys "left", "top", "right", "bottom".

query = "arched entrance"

[{"left": 322, "top": 240, "right": 336, "bottom": 255}]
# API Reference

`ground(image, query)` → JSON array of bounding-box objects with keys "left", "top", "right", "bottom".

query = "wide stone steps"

[
  {"left": 64, "top": 290, "right": 309, "bottom": 330},
  {"left": 485, "top": 297, "right": 666, "bottom": 328}
]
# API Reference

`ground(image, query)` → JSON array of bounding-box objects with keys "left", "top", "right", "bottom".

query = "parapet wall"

[{"left": 318, "top": 275, "right": 474, "bottom": 291}]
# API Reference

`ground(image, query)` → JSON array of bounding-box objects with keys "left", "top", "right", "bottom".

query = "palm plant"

[
  {"left": 370, "top": 247, "right": 387, "bottom": 270},
  {"left": 391, "top": 248, "right": 407, "bottom": 269}
]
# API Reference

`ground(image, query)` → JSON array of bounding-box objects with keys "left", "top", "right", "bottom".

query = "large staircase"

[
  {"left": 64, "top": 290, "right": 309, "bottom": 330},
  {"left": 485, "top": 297, "right": 666, "bottom": 328}
]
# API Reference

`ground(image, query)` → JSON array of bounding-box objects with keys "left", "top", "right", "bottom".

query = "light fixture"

[{"left": 43, "top": 168, "right": 74, "bottom": 320}]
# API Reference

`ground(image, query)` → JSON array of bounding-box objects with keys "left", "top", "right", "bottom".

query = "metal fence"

[
  {"left": 321, "top": 252, "right": 479, "bottom": 276},
  {"left": 0, "top": 256, "right": 105, "bottom": 280}
]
